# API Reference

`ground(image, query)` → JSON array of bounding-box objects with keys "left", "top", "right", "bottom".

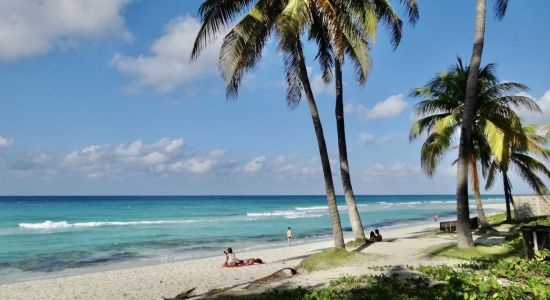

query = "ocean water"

[{"left": 0, "top": 195, "right": 504, "bottom": 283}]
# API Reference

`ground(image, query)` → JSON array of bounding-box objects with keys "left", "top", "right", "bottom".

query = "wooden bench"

[
  {"left": 439, "top": 217, "right": 479, "bottom": 232},
  {"left": 520, "top": 226, "right": 550, "bottom": 259}
]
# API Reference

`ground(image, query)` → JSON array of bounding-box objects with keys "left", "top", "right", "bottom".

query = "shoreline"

[
  {"left": 0, "top": 206, "right": 469, "bottom": 286},
  {"left": 0, "top": 202, "right": 505, "bottom": 299}
]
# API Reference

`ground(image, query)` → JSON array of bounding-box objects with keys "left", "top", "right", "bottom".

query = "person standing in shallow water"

[{"left": 287, "top": 227, "right": 292, "bottom": 246}]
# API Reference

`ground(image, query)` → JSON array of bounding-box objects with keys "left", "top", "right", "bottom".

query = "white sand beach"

[{"left": 0, "top": 203, "right": 504, "bottom": 300}]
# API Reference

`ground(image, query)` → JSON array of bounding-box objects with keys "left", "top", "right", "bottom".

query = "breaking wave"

[{"left": 19, "top": 220, "right": 200, "bottom": 230}]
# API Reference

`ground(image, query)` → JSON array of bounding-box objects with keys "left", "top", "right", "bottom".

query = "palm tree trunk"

[
  {"left": 296, "top": 42, "right": 345, "bottom": 249},
  {"left": 503, "top": 172, "right": 513, "bottom": 222},
  {"left": 335, "top": 60, "right": 365, "bottom": 240},
  {"left": 456, "top": 0, "right": 486, "bottom": 249},
  {"left": 469, "top": 155, "right": 489, "bottom": 228}
]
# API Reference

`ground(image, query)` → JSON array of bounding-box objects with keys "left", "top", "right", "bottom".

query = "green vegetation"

[
  {"left": 344, "top": 238, "right": 371, "bottom": 249},
  {"left": 409, "top": 58, "right": 546, "bottom": 229},
  {"left": 426, "top": 243, "right": 513, "bottom": 260},
  {"left": 215, "top": 215, "right": 550, "bottom": 299},
  {"left": 297, "top": 248, "right": 367, "bottom": 272},
  {"left": 487, "top": 212, "right": 508, "bottom": 225}
]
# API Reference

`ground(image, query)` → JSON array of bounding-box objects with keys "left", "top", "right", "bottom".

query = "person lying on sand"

[
  {"left": 223, "top": 254, "right": 263, "bottom": 267},
  {"left": 243, "top": 258, "right": 263, "bottom": 265},
  {"left": 223, "top": 247, "right": 241, "bottom": 266}
]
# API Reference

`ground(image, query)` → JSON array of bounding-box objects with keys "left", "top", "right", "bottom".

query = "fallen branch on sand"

[
  {"left": 245, "top": 268, "right": 297, "bottom": 290},
  {"left": 162, "top": 287, "right": 196, "bottom": 300},
  {"left": 162, "top": 268, "right": 298, "bottom": 299}
]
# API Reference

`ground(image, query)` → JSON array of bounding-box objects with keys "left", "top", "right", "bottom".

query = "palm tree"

[
  {"left": 485, "top": 124, "right": 550, "bottom": 222},
  {"left": 410, "top": 58, "right": 540, "bottom": 229},
  {"left": 456, "top": 0, "right": 509, "bottom": 248},
  {"left": 191, "top": 0, "right": 417, "bottom": 246},
  {"left": 319, "top": 0, "right": 419, "bottom": 240},
  {"left": 467, "top": 139, "right": 492, "bottom": 227},
  {"left": 191, "top": 0, "right": 351, "bottom": 248}
]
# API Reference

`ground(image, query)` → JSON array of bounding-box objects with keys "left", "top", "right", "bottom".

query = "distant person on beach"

[
  {"left": 369, "top": 231, "right": 377, "bottom": 242},
  {"left": 433, "top": 213, "right": 439, "bottom": 222},
  {"left": 287, "top": 227, "right": 293, "bottom": 246},
  {"left": 375, "top": 229, "right": 382, "bottom": 242},
  {"left": 223, "top": 247, "right": 240, "bottom": 266}
]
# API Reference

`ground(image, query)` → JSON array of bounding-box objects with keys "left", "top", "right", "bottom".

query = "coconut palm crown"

[
  {"left": 409, "top": 58, "right": 542, "bottom": 224},
  {"left": 485, "top": 124, "right": 550, "bottom": 221},
  {"left": 409, "top": 58, "right": 540, "bottom": 175}
]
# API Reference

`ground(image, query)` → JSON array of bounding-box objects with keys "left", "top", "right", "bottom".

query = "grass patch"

[
  {"left": 487, "top": 212, "right": 509, "bottom": 225},
  {"left": 426, "top": 243, "right": 514, "bottom": 260},
  {"left": 344, "top": 237, "right": 371, "bottom": 248},
  {"left": 298, "top": 248, "right": 367, "bottom": 272}
]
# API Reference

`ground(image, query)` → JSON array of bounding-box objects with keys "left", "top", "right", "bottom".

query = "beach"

[{"left": 0, "top": 202, "right": 504, "bottom": 300}]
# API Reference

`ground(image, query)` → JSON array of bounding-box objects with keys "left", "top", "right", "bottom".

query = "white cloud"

[
  {"left": 517, "top": 90, "right": 550, "bottom": 124},
  {"left": 113, "top": 16, "right": 221, "bottom": 93},
  {"left": 269, "top": 154, "right": 323, "bottom": 178},
  {"left": 357, "top": 94, "right": 407, "bottom": 121},
  {"left": 363, "top": 162, "right": 421, "bottom": 179},
  {"left": 0, "top": 136, "right": 14, "bottom": 148},
  {"left": 243, "top": 156, "right": 266, "bottom": 173},
  {"left": 358, "top": 132, "right": 396, "bottom": 145},
  {"left": 63, "top": 138, "right": 196, "bottom": 177},
  {"left": 358, "top": 132, "right": 375, "bottom": 144},
  {"left": 344, "top": 103, "right": 354, "bottom": 114},
  {"left": 0, "top": 0, "right": 131, "bottom": 61},
  {"left": 114, "top": 138, "right": 185, "bottom": 165},
  {"left": 167, "top": 157, "right": 218, "bottom": 174},
  {"left": 311, "top": 73, "right": 334, "bottom": 95}
]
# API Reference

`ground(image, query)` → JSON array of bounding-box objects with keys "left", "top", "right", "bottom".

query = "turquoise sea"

[{"left": 0, "top": 195, "right": 504, "bottom": 283}]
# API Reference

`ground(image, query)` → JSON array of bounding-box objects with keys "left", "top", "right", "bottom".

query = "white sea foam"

[
  {"left": 295, "top": 206, "right": 327, "bottom": 211},
  {"left": 246, "top": 211, "right": 306, "bottom": 217},
  {"left": 19, "top": 219, "right": 199, "bottom": 230},
  {"left": 284, "top": 214, "right": 323, "bottom": 219},
  {"left": 295, "top": 204, "right": 367, "bottom": 212}
]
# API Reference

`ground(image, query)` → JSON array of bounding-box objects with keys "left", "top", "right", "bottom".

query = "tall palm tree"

[
  {"left": 456, "top": 0, "right": 509, "bottom": 248},
  {"left": 485, "top": 124, "right": 550, "bottom": 222},
  {"left": 467, "top": 139, "right": 492, "bottom": 227},
  {"left": 192, "top": 0, "right": 351, "bottom": 248},
  {"left": 410, "top": 58, "right": 540, "bottom": 229},
  {"left": 319, "top": 0, "right": 418, "bottom": 240}
]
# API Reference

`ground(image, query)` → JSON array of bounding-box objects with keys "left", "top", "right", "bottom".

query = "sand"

[{"left": 0, "top": 203, "right": 505, "bottom": 299}]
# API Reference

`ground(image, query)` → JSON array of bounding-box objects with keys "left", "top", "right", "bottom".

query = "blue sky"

[{"left": 0, "top": 0, "right": 549, "bottom": 195}]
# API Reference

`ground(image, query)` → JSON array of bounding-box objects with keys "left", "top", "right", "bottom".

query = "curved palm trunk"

[
  {"left": 296, "top": 43, "right": 345, "bottom": 249},
  {"left": 335, "top": 60, "right": 365, "bottom": 240},
  {"left": 503, "top": 172, "right": 513, "bottom": 222},
  {"left": 469, "top": 155, "right": 489, "bottom": 228},
  {"left": 456, "top": 0, "right": 486, "bottom": 248}
]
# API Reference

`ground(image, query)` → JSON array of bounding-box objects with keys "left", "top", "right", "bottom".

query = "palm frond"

[
  {"left": 308, "top": 6, "right": 334, "bottom": 83},
  {"left": 398, "top": 0, "right": 419, "bottom": 25},
  {"left": 511, "top": 156, "right": 550, "bottom": 195},
  {"left": 219, "top": 0, "right": 282, "bottom": 99},
  {"left": 192, "top": 0, "right": 254, "bottom": 60},
  {"left": 420, "top": 125, "right": 456, "bottom": 176},
  {"left": 493, "top": 0, "right": 509, "bottom": 20},
  {"left": 484, "top": 160, "right": 500, "bottom": 190},
  {"left": 371, "top": 0, "right": 403, "bottom": 48},
  {"left": 409, "top": 112, "right": 452, "bottom": 141}
]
